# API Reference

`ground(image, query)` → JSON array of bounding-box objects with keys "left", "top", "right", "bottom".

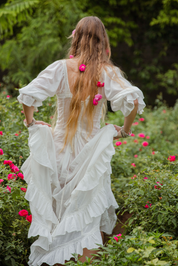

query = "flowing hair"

[{"left": 51, "top": 16, "right": 125, "bottom": 150}]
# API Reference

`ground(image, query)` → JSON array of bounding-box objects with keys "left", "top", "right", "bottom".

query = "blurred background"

[{"left": 0, "top": 0, "right": 177, "bottom": 106}]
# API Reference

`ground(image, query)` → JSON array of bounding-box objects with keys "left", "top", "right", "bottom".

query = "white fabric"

[{"left": 17, "top": 59, "right": 146, "bottom": 266}]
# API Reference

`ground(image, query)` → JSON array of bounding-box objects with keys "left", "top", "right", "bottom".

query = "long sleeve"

[
  {"left": 103, "top": 66, "right": 146, "bottom": 117},
  {"left": 17, "top": 60, "right": 64, "bottom": 111}
]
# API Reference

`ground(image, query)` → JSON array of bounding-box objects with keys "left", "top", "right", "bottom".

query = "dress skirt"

[{"left": 20, "top": 123, "right": 119, "bottom": 266}]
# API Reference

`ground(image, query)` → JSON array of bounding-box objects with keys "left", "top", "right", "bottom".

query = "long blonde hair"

[{"left": 51, "top": 16, "right": 125, "bottom": 149}]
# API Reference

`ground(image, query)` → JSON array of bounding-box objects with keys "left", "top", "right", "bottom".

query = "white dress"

[{"left": 17, "top": 59, "right": 146, "bottom": 266}]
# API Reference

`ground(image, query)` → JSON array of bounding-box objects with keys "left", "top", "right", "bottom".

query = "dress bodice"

[{"left": 17, "top": 58, "right": 146, "bottom": 147}]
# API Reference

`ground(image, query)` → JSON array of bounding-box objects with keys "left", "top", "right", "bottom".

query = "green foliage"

[
  {"left": 66, "top": 227, "right": 178, "bottom": 265},
  {"left": 0, "top": 158, "right": 35, "bottom": 266},
  {"left": 108, "top": 99, "right": 178, "bottom": 237},
  {"left": 150, "top": 0, "right": 178, "bottom": 27}
]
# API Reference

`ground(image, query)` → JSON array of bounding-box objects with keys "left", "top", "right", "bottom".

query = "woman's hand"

[
  {"left": 35, "top": 120, "right": 52, "bottom": 127},
  {"left": 105, "top": 123, "right": 122, "bottom": 139}
]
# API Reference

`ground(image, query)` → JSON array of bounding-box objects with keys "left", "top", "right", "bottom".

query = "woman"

[{"left": 17, "top": 16, "right": 145, "bottom": 266}]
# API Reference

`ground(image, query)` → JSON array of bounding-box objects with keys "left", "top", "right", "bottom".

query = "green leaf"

[{"left": 127, "top": 247, "right": 135, "bottom": 253}]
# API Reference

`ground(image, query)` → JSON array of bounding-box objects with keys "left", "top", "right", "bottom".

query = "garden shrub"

[{"left": 66, "top": 227, "right": 178, "bottom": 265}]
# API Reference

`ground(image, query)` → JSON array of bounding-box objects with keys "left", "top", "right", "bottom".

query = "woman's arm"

[
  {"left": 113, "top": 99, "right": 138, "bottom": 138},
  {"left": 22, "top": 104, "right": 34, "bottom": 125},
  {"left": 22, "top": 104, "right": 51, "bottom": 127},
  {"left": 123, "top": 99, "right": 138, "bottom": 133}
]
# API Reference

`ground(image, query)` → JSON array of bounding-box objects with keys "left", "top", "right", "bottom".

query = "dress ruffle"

[
  {"left": 29, "top": 226, "right": 103, "bottom": 266},
  {"left": 20, "top": 124, "right": 119, "bottom": 265}
]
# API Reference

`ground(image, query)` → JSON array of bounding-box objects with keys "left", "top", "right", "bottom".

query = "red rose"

[
  {"left": 26, "top": 215, "right": 32, "bottom": 223},
  {"left": 18, "top": 210, "right": 28, "bottom": 217}
]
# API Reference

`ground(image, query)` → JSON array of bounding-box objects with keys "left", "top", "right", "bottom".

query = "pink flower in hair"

[
  {"left": 79, "top": 64, "right": 86, "bottom": 72},
  {"left": 93, "top": 98, "right": 98, "bottom": 105},
  {"left": 95, "top": 94, "right": 102, "bottom": 101},
  {"left": 97, "top": 81, "right": 104, "bottom": 87},
  {"left": 93, "top": 94, "right": 102, "bottom": 105},
  {"left": 69, "top": 55, "right": 74, "bottom": 58}
]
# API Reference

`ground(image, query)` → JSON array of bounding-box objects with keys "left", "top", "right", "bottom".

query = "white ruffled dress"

[{"left": 17, "top": 59, "right": 146, "bottom": 266}]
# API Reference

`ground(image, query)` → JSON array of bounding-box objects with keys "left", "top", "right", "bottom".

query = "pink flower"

[
  {"left": 142, "top": 141, "right": 149, "bottom": 147},
  {"left": 116, "top": 234, "right": 122, "bottom": 239},
  {"left": 72, "top": 29, "right": 76, "bottom": 36},
  {"left": 146, "top": 136, "right": 150, "bottom": 139},
  {"left": 94, "top": 94, "right": 102, "bottom": 101},
  {"left": 123, "top": 141, "right": 127, "bottom": 144},
  {"left": 131, "top": 133, "right": 135, "bottom": 137},
  {"left": 152, "top": 151, "right": 155, "bottom": 155},
  {"left": 168, "top": 155, "right": 176, "bottom": 162},
  {"left": 21, "top": 110, "right": 24, "bottom": 113},
  {"left": 93, "top": 98, "right": 98, "bottom": 105},
  {"left": 0, "top": 131, "right": 3, "bottom": 135},
  {"left": 144, "top": 204, "right": 149, "bottom": 208},
  {"left": 0, "top": 149, "right": 3, "bottom": 155},
  {"left": 114, "top": 236, "right": 118, "bottom": 242},
  {"left": 17, "top": 173, "right": 24, "bottom": 180},
  {"left": 134, "top": 154, "right": 138, "bottom": 158},
  {"left": 79, "top": 64, "right": 86, "bottom": 72},
  {"left": 7, "top": 95, "right": 10, "bottom": 99},
  {"left": 0, "top": 179, "right": 4, "bottom": 184},
  {"left": 14, "top": 133, "right": 19, "bottom": 136},
  {"left": 144, "top": 177, "right": 148, "bottom": 180},
  {"left": 154, "top": 182, "right": 163, "bottom": 190},
  {"left": 150, "top": 204, "right": 152, "bottom": 207},
  {"left": 7, "top": 173, "right": 16, "bottom": 180},
  {"left": 11, "top": 165, "right": 19, "bottom": 173},
  {"left": 154, "top": 185, "right": 161, "bottom": 190},
  {"left": 69, "top": 55, "right": 74, "bottom": 58},
  {"left": 20, "top": 187, "right": 27, "bottom": 192},
  {"left": 132, "top": 122, "right": 139, "bottom": 126},
  {"left": 116, "top": 141, "right": 122, "bottom": 146},
  {"left": 97, "top": 82, "right": 105, "bottom": 87},
  {"left": 138, "top": 133, "right": 145, "bottom": 138},
  {"left": 131, "top": 163, "right": 136, "bottom": 167},
  {"left": 3, "top": 160, "right": 13, "bottom": 165},
  {"left": 26, "top": 214, "right": 32, "bottom": 223},
  {"left": 6, "top": 186, "right": 11, "bottom": 193},
  {"left": 18, "top": 210, "right": 28, "bottom": 217},
  {"left": 163, "top": 110, "right": 166, "bottom": 113},
  {"left": 134, "top": 139, "right": 138, "bottom": 143},
  {"left": 9, "top": 163, "right": 14, "bottom": 169},
  {"left": 139, "top": 118, "right": 145, "bottom": 121},
  {"left": 131, "top": 175, "right": 137, "bottom": 179}
]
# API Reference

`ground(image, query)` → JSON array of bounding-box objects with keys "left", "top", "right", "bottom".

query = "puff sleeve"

[
  {"left": 17, "top": 60, "right": 64, "bottom": 111},
  {"left": 103, "top": 66, "right": 146, "bottom": 117}
]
